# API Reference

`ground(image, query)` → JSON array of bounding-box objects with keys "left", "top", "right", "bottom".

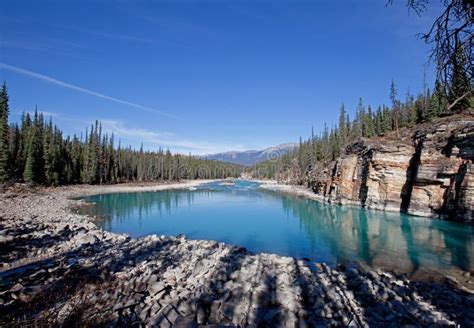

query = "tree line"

[
  {"left": 0, "top": 84, "right": 242, "bottom": 186},
  {"left": 249, "top": 77, "right": 472, "bottom": 182}
]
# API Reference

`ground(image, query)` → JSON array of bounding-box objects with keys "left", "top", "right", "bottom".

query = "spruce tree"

[
  {"left": 8, "top": 124, "right": 20, "bottom": 180},
  {"left": 403, "top": 91, "right": 415, "bottom": 127},
  {"left": 390, "top": 80, "right": 400, "bottom": 137},
  {"left": 364, "top": 105, "right": 375, "bottom": 138},
  {"left": 23, "top": 111, "right": 44, "bottom": 184},
  {"left": 449, "top": 48, "right": 472, "bottom": 112},
  {"left": 17, "top": 113, "right": 32, "bottom": 180},
  {"left": 354, "top": 98, "right": 364, "bottom": 139},
  {"left": 427, "top": 81, "right": 448, "bottom": 120},
  {"left": 338, "top": 103, "right": 346, "bottom": 146},
  {"left": 413, "top": 96, "right": 424, "bottom": 124},
  {"left": 345, "top": 114, "right": 351, "bottom": 140},
  {"left": 0, "top": 83, "right": 10, "bottom": 182},
  {"left": 43, "top": 118, "right": 55, "bottom": 185},
  {"left": 381, "top": 105, "right": 392, "bottom": 133},
  {"left": 375, "top": 106, "right": 383, "bottom": 135}
]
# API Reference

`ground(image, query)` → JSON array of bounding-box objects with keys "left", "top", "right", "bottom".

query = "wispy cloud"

[
  {"left": 0, "top": 62, "right": 178, "bottom": 119},
  {"left": 100, "top": 119, "right": 248, "bottom": 155},
  {"left": 101, "top": 119, "right": 175, "bottom": 139}
]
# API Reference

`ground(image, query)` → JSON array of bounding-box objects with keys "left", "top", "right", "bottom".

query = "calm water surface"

[{"left": 79, "top": 180, "right": 474, "bottom": 274}]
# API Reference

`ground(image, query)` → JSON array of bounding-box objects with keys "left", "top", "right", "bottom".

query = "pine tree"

[
  {"left": 413, "top": 95, "right": 424, "bottom": 124},
  {"left": 390, "top": 80, "right": 400, "bottom": 137},
  {"left": 43, "top": 117, "right": 56, "bottom": 185},
  {"left": 403, "top": 90, "right": 415, "bottom": 127},
  {"left": 338, "top": 103, "right": 346, "bottom": 146},
  {"left": 449, "top": 47, "right": 472, "bottom": 112},
  {"left": 17, "top": 112, "right": 32, "bottom": 180},
  {"left": 0, "top": 83, "right": 10, "bottom": 182},
  {"left": 363, "top": 105, "right": 375, "bottom": 138},
  {"left": 427, "top": 80, "right": 448, "bottom": 120},
  {"left": 354, "top": 98, "right": 364, "bottom": 139},
  {"left": 84, "top": 121, "right": 100, "bottom": 183},
  {"left": 23, "top": 111, "right": 43, "bottom": 184},
  {"left": 381, "top": 105, "right": 392, "bottom": 133},
  {"left": 345, "top": 114, "right": 351, "bottom": 140},
  {"left": 8, "top": 124, "right": 21, "bottom": 180}
]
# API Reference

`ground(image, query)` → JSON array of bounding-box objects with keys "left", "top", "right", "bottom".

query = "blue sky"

[{"left": 0, "top": 0, "right": 443, "bottom": 154}]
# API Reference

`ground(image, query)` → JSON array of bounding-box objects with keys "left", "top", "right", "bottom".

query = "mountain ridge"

[{"left": 200, "top": 143, "right": 297, "bottom": 166}]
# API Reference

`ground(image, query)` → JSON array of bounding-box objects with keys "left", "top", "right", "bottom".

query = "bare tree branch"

[
  {"left": 446, "top": 90, "right": 473, "bottom": 111},
  {"left": 389, "top": 0, "right": 473, "bottom": 109}
]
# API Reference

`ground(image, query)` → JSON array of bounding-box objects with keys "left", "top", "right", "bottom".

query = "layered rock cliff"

[{"left": 307, "top": 112, "right": 474, "bottom": 222}]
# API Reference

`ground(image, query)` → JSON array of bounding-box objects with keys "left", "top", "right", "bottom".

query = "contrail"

[{"left": 0, "top": 62, "right": 178, "bottom": 119}]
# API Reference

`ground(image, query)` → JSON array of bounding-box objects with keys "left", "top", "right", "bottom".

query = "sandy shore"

[{"left": 1, "top": 181, "right": 473, "bottom": 327}]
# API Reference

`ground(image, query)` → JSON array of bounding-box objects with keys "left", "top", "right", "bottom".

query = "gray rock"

[
  {"left": 173, "top": 316, "right": 198, "bottom": 328},
  {"left": 149, "top": 282, "right": 167, "bottom": 296},
  {"left": 196, "top": 304, "right": 207, "bottom": 324},
  {"left": 79, "top": 233, "right": 99, "bottom": 245}
]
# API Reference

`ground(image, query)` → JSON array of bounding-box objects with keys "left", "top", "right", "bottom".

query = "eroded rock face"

[{"left": 308, "top": 113, "right": 474, "bottom": 222}]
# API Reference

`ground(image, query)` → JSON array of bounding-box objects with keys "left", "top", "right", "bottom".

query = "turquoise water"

[{"left": 80, "top": 180, "right": 473, "bottom": 274}]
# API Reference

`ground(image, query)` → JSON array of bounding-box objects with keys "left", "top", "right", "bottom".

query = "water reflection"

[
  {"left": 281, "top": 194, "right": 473, "bottom": 273},
  {"left": 78, "top": 181, "right": 474, "bottom": 275}
]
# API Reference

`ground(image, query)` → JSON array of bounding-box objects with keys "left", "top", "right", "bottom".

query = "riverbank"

[
  {"left": 259, "top": 180, "right": 325, "bottom": 201},
  {"left": 1, "top": 182, "right": 473, "bottom": 327},
  {"left": 258, "top": 180, "right": 378, "bottom": 212}
]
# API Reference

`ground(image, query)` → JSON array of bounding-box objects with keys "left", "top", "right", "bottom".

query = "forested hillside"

[
  {"left": 249, "top": 77, "right": 472, "bottom": 183},
  {"left": 0, "top": 85, "right": 242, "bottom": 186},
  {"left": 250, "top": 0, "right": 474, "bottom": 184}
]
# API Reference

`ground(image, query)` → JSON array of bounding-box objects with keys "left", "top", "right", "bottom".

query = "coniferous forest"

[
  {"left": 0, "top": 72, "right": 471, "bottom": 187},
  {"left": 0, "top": 84, "right": 243, "bottom": 186},
  {"left": 249, "top": 76, "right": 472, "bottom": 180}
]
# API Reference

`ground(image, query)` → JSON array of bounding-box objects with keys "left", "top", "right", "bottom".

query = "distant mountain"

[{"left": 201, "top": 143, "right": 298, "bottom": 166}]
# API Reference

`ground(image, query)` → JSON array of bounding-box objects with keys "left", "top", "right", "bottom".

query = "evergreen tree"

[
  {"left": 0, "top": 83, "right": 10, "bottom": 182},
  {"left": 374, "top": 106, "right": 383, "bottom": 135},
  {"left": 381, "top": 105, "right": 392, "bottom": 134},
  {"left": 363, "top": 105, "right": 375, "bottom": 138},
  {"left": 390, "top": 80, "right": 400, "bottom": 137},
  {"left": 345, "top": 114, "right": 351, "bottom": 141},
  {"left": 413, "top": 95, "right": 424, "bottom": 124},
  {"left": 356, "top": 98, "right": 364, "bottom": 138},
  {"left": 449, "top": 47, "right": 472, "bottom": 112},
  {"left": 427, "top": 80, "right": 448, "bottom": 120},
  {"left": 84, "top": 121, "right": 100, "bottom": 183},
  {"left": 8, "top": 124, "right": 21, "bottom": 180},
  {"left": 403, "top": 90, "right": 415, "bottom": 127},
  {"left": 43, "top": 117, "right": 58, "bottom": 185},
  {"left": 338, "top": 103, "right": 346, "bottom": 146},
  {"left": 23, "top": 111, "right": 44, "bottom": 184},
  {"left": 17, "top": 112, "right": 32, "bottom": 180}
]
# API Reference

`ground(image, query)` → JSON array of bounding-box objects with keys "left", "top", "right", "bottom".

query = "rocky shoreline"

[{"left": 1, "top": 181, "right": 474, "bottom": 327}]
